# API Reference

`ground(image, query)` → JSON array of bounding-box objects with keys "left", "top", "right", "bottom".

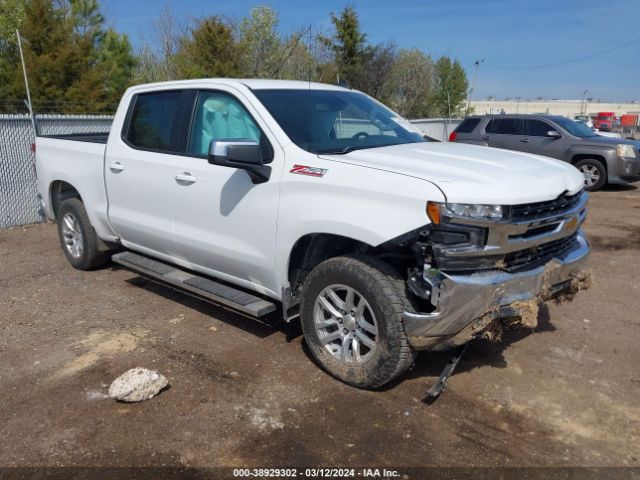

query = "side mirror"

[
  {"left": 546, "top": 130, "right": 561, "bottom": 139},
  {"left": 208, "top": 139, "right": 271, "bottom": 184}
]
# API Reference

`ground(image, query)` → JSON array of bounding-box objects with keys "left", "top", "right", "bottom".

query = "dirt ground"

[{"left": 1, "top": 184, "right": 639, "bottom": 477}]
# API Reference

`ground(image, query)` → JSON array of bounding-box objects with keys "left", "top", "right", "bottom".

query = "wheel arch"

[
  {"left": 49, "top": 180, "right": 83, "bottom": 220},
  {"left": 287, "top": 233, "right": 372, "bottom": 295},
  {"left": 570, "top": 153, "right": 608, "bottom": 171}
]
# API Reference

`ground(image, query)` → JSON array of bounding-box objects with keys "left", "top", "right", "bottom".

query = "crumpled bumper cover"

[{"left": 403, "top": 229, "right": 590, "bottom": 350}]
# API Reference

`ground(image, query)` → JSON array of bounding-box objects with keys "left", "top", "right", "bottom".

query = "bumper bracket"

[{"left": 425, "top": 343, "right": 470, "bottom": 402}]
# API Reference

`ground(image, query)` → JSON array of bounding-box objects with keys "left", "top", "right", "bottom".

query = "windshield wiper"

[
  {"left": 316, "top": 142, "right": 419, "bottom": 155},
  {"left": 316, "top": 146, "right": 369, "bottom": 155}
]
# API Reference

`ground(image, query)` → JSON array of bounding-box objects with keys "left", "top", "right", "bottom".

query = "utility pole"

[
  {"left": 580, "top": 89, "right": 588, "bottom": 115},
  {"left": 465, "top": 59, "right": 484, "bottom": 115},
  {"left": 16, "top": 29, "right": 38, "bottom": 137},
  {"left": 515, "top": 96, "right": 522, "bottom": 114}
]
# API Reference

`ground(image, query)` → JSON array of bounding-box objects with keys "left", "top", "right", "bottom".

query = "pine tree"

[
  {"left": 1, "top": 0, "right": 136, "bottom": 114},
  {"left": 323, "top": 6, "right": 366, "bottom": 88},
  {"left": 96, "top": 29, "right": 136, "bottom": 104},
  {"left": 431, "top": 56, "right": 469, "bottom": 118},
  {"left": 174, "top": 16, "right": 243, "bottom": 79}
]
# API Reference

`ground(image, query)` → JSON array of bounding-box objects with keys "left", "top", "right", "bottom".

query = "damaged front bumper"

[{"left": 403, "top": 229, "right": 590, "bottom": 350}]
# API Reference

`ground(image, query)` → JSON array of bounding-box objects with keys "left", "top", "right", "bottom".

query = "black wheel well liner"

[
  {"left": 50, "top": 180, "right": 82, "bottom": 219},
  {"left": 287, "top": 233, "right": 370, "bottom": 292}
]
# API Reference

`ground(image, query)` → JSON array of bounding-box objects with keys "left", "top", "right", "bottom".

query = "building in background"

[{"left": 470, "top": 99, "right": 640, "bottom": 118}]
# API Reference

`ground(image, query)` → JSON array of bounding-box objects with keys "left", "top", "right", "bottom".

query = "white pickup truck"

[{"left": 35, "top": 79, "right": 590, "bottom": 389}]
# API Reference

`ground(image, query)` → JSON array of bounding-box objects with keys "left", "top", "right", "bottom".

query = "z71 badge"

[{"left": 289, "top": 164, "right": 328, "bottom": 177}]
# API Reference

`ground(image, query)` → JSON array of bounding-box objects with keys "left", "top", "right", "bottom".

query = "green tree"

[
  {"left": 174, "top": 16, "right": 243, "bottom": 78},
  {"left": 277, "top": 31, "right": 317, "bottom": 80},
  {"left": 68, "top": 0, "right": 104, "bottom": 41},
  {"left": 384, "top": 49, "right": 434, "bottom": 118},
  {"left": 360, "top": 42, "right": 396, "bottom": 100},
  {"left": 239, "top": 5, "right": 282, "bottom": 77},
  {"left": 2, "top": 0, "right": 136, "bottom": 114},
  {"left": 0, "top": 0, "right": 26, "bottom": 49},
  {"left": 323, "top": 5, "right": 366, "bottom": 87},
  {"left": 431, "top": 56, "right": 468, "bottom": 118},
  {"left": 96, "top": 28, "right": 136, "bottom": 103},
  {"left": 0, "top": 0, "right": 25, "bottom": 111},
  {"left": 10, "top": 0, "right": 80, "bottom": 111}
]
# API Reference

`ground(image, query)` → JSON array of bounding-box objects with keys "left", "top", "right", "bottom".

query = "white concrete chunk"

[{"left": 108, "top": 368, "right": 168, "bottom": 402}]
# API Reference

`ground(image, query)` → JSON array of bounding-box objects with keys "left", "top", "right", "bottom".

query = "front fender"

[
  {"left": 274, "top": 158, "right": 445, "bottom": 291},
  {"left": 566, "top": 145, "right": 617, "bottom": 173}
]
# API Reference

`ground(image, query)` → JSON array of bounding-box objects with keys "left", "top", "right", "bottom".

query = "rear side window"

[
  {"left": 487, "top": 118, "right": 523, "bottom": 135},
  {"left": 455, "top": 118, "right": 481, "bottom": 133},
  {"left": 126, "top": 91, "right": 184, "bottom": 152},
  {"left": 524, "top": 119, "right": 557, "bottom": 136}
]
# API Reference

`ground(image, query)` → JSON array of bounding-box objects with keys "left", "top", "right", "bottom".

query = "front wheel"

[
  {"left": 300, "top": 255, "right": 416, "bottom": 389},
  {"left": 575, "top": 158, "right": 606, "bottom": 191}
]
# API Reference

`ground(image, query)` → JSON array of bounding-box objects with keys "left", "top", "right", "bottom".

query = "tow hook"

[{"left": 424, "top": 343, "right": 470, "bottom": 403}]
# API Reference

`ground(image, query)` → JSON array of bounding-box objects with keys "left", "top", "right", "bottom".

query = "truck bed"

[
  {"left": 40, "top": 132, "right": 109, "bottom": 144},
  {"left": 35, "top": 134, "right": 115, "bottom": 242}
]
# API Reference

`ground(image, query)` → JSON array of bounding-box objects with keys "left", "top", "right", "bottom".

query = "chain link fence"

[{"left": 0, "top": 114, "right": 113, "bottom": 229}]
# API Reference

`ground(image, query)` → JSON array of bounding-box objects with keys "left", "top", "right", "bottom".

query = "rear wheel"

[
  {"left": 57, "top": 198, "right": 109, "bottom": 270},
  {"left": 300, "top": 254, "right": 416, "bottom": 389},
  {"left": 575, "top": 158, "right": 606, "bottom": 191}
]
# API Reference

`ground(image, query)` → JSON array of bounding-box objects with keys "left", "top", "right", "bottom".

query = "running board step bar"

[{"left": 112, "top": 252, "right": 276, "bottom": 318}]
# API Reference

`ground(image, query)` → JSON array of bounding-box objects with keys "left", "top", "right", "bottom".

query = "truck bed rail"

[{"left": 40, "top": 132, "right": 109, "bottom": 144}]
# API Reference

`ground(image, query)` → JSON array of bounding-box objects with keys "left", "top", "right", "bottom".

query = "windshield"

[
  {"left": 553, "top": 117, "right": 597, "bottom": 138},
  {"left": 253, "top": 89, "right": 426, "bottom": 154}
]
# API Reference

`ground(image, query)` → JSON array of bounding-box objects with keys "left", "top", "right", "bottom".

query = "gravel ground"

[{"left": 1, "top": 185, "right": 639, "bottom": 478}]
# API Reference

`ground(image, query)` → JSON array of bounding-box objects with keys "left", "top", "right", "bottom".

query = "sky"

[{"left": 100, "top": 0, "right": 640, "bottom": 102}]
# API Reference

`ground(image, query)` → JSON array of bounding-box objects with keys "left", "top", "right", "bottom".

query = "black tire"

[
  {"left": 57, "top": 198, "right": 110, "bottom": 270},
  {"left": 300, "top": 254, "right": 416, "bottom": 389},
  {"left": 574, "top": 158, "right": 607, "bottom": 191}
]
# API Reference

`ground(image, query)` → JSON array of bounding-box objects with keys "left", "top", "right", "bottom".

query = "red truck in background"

[
  {"left": 594, "top": 111, "right": 615, "bottom": 131},
  {"left": 621, "top": 114, "right": 639, "bottom": 128}
]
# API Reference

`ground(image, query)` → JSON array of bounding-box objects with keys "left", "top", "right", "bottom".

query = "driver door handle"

[
  {"left": 520, "top": 138, "right": 531, "bottom": 143},
  {"left": 109, "top": 162, "right": 124, "bottom": 172},
  {"left": 175, "top": 172, "right": 197, "bottom": 184}
]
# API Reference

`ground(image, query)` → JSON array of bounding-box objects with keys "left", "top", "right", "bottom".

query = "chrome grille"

[
  {"left": 509, "top": 191, "right": 583, "bottom": 221},
  {"left": 503, "top": 233, "right": 579, "bottom": 272}
]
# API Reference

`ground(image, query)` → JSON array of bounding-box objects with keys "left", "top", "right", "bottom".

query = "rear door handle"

[
  {"left": 482, "top": 135, "right": 490, "bottom": 141},
  {"left": 109, "top": 162, "right": 124, "bottom": 172},
  {"left": 520, "top": 138, "right": 531, "bottom": 143},
  {"left": 175, "top": 172, "right": 197, "bottom": 184}
]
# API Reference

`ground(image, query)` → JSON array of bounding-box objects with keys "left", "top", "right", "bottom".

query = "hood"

[
  {"left": 320, "top": 142, "right": 585, "bottom": 205},
  {"left": 576, "top": 135, "right": 640, "bottom": 148}
]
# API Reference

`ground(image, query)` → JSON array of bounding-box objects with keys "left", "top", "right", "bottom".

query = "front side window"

[
  {"left": 553, "top": 117, "right": 597, "bottom": 138},
  {"left": 525, "top": 119, "right": 557, "bottom": 136},
  {"left": 188, "top": 91, "right": 261, "bottom": 156},
  {"left": 127, "top": 91, "right": 183, "bottom": 151},
  {"left": 253, "top": 89, "right": 425, "bottom": 154}
]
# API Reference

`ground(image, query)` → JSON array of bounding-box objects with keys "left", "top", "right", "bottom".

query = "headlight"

[
  {"left": 616, "top": 144, "right": 636, "bottom": 158},
  {"left": 426, "top": 201, "right": 504, "bottom": 224}
]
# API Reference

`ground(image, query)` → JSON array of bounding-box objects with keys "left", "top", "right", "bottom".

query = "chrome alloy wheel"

[
  {"left": 61, "top": 212, "right": 84, "bottom": 259},
  {"left": 313, "top": 284, "right": 379, "bottom": 364},
  {"left": 579, "top": 164, "right": 600, "bottom": 188}
]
